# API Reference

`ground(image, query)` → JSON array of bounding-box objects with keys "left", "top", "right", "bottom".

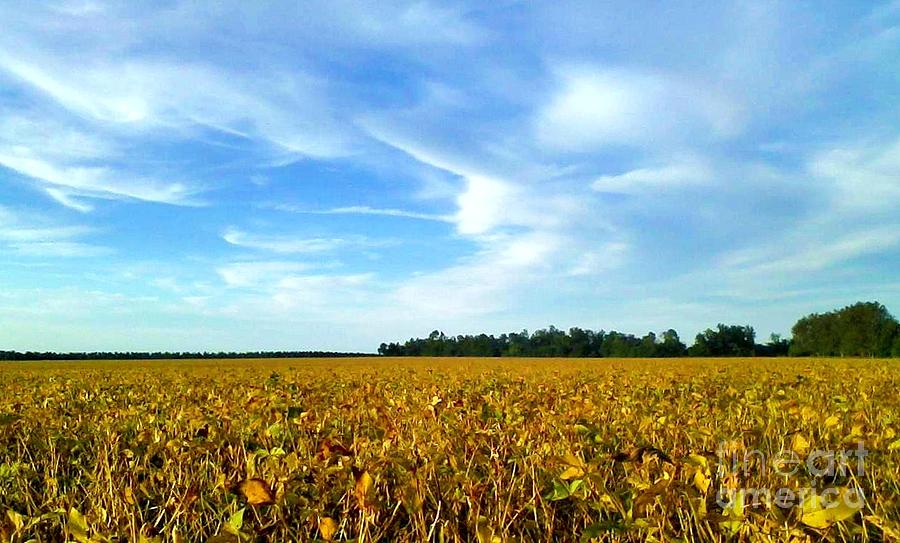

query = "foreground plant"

[{"left": 0, "top": 357, "right": 898, "bottom": 541}]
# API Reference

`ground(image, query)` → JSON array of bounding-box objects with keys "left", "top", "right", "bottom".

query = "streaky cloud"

[{"left": 272, "top": 204, "right": 454, "bottom": 223}]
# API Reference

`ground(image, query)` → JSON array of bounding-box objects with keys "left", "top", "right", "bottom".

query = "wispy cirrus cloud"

[
  {"left": 808, "top": 137, "right": 900, "bottom": 213},
  {"left": 222, "top": 227, "right": 396, "bottom": 255},
  {"left": 222, "top": 228, "right": 348, "bottom": 254},
  {"left": 0, "top": 52, "right": 353, "bottom": 159},
  {"left": 216, "top": 261, "right": 318, "bottom": 288},
  {"left": 0, "top": 149, "right": 197, "bottom": 208},
  {"left": 0, "top": 205, "right": 109, "bottom": 257},
  {"left": 592, "top": 157, "right": 713, "bottom": 194},
  {"left": 304, "top": 206, "right": 453, "bottom": 223}
]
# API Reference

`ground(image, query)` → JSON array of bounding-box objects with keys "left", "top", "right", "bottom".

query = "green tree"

[
  {"left": 658, "top": 329, "right": 687, "bottom": 357},
  {"left": 637, "top": 332, "right": 658, "bottom": 357},
  {"left": 690, "top": 324, "right": 755, "bottom": 356},
  {"left": 790, "top": 302, "right": 898, "bottom": 357}
]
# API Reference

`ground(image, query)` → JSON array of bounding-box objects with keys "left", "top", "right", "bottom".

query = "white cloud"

[
  {"left": 358, "top": 109, "right": 628, "bottom": 319},
  {"left": 0, "top": 52, "right": 352, "bottom": 159},
  {"left": 0, "top": 149, "right": 195, "bottom": 205},
  {"left": 0, "top": 32, "right": 355, "bottom": 211},
  {"left": 0, "top": 113, "right": 114, "bottom": 160},
  {"left": 323, "top": 1, "right": 485, "bottom": 47},
  {"left": 363, "top": 122, "right": 591, "bottom": 237},
  {"left": 310, "top": 206, "right": 453, "bottom": 223},
  {"left": 275, "top": 273, "right": 372, "bottom": 291},
  {"left": 391, "top": 231, "right": 560, "bottom": 317},
  {"left": 0, "top": 205, "right": 108, "bottom": 257},
  {"left": 216, "top": 261, "right": 317, "bottom": 288},
  {"left": 0, "top": 111, "right": 199, "bottom": 208},
  {"left": 808, "top": 137, "right": 900, "bottom": 212},
  {"left": 535, "top": 65, "right": 742, "bottom": 151},
  {"left": 44, "top": 188, "right": 95, "bottom": 213},
  {"left": 214, "top": 267, "right": 377, "bottom": 318},
  {"left": 567, "top": 242, "right": 629, "bottom": 276},
  {"left": 454, "top": 175, "right": 520, "bottom": 235},
  {"left": 592, "top": 157, "right": 712, "bottom": 194},
  {"left": 723, "top": 226, "right": 900, "bottom": 276},
  {"left": 222, "top": 228, "right": 347, "bottom": 254}
]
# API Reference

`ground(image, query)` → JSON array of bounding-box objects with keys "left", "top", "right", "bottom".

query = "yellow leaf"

[
  {"left": 6, "top": 510, "right": 24, "bottom": 532},
  {"left": 354, "top": 468, "right": 374, "bottom": 509},
  {"left": 693, "top": 470, "right": 711, "bottom": 494},
  {"left": 800, "top": 487, "right": 864, "bottom": 529},
  {"left": 67, "top": 507, "right": 90, "bottom": 543},
  {"left": 791, "top": 434, "right": 810, "bottom": 456},
  {"left": 824, "top": 415, "right": 840, "bottom": 428},
  {"left": 864, "top": 515, "right": 900, "bottom": 539},
  {"left": 319, "top": 517, "right": 338, "bottom": 541},
  {"left": 559, "top": 452, "right": 584, "bottom": 467},
  {"left": 801, "top": 406, "right": 816, "bottom": 422},
  {"left": 476, "top": 516, "right": 502, "bottom": 543},
  {"left": 888, "top": 438, "right": 900, "bottom": 451},
  {"left": 686, "top": 453, "right": 708, "bottom": 469},
  {"left": 124, "top": 486, "right": 136, "bottom": 506},
  {"left": 559, "top": 466, "right": 584, "bottom": 480},
  {"left": 239, "top": 478, "right": 275, "bottom": 506},
  {"left": 596, "top": 493, "right": 619, "bottom": 512}
]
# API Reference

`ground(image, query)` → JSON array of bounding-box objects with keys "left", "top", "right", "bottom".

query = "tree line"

[
  {"left": 378, "top": 301, "right": 900, "bottom": 358},
  {"left": 2, "top": 301, "right": 896, "bottom": 360},
  {"left": 0, "top": 350, "right": 374, "bottom": 361}
]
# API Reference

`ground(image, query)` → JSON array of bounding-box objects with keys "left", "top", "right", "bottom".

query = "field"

[{"left": 0, "top": 357, "right": 898, "bottom": 542}]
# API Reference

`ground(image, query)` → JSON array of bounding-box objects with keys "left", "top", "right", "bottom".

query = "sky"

[{"left": 0, "top": 1, "right": 898, "bottom": 353}]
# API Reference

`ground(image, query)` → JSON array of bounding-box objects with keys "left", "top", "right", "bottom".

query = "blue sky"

[{"left": 0, "top": 1, "right": 898, "bottom": 352}]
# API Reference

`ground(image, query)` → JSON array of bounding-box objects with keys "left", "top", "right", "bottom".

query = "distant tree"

[
  {"left": 754, "top": 333, "right": 791, "bottom": 356},
  {"left": 658, "top": 329, "right": 688, "bottom": 357},
  {"left": 505, "top": 330, "right": 531, "bottom": 357},
  {"left": 790, "top": 302, "right": 898, "bottom": 357},
  {"left": 637, "top": 332, "right": 658, "bottom": 357},
  {"left": 568, "top": 327, "right": 592, "bottom": 357},
  {"left": 602, "top": 331, "right": 642, "bottom": 357},
  {"left": 689, "top": 324, "right": 755, "bottom": 356},
  {"left": 838, "top": 302, "right": 897, "bottom": 357}
]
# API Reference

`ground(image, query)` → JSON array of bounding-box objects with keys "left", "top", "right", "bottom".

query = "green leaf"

[
  {"left": 719, "top": 490, "right": 745, "bottom": 535},
  {"left": 225, "top": 508, "right": 245, "bottom": 535},
  {"left": 266, "top": 422, "right": 284, "bottom": 439},
  {"left": 568, "top": 479, "right": 585, "bottom": 496},
  {"left": 544, "top": 480, "right": 571, "bottom": 501}
]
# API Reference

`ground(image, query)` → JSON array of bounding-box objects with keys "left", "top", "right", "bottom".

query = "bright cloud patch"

[{"left": 535, "top": 65, "right": 742, "bottom": 151}]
